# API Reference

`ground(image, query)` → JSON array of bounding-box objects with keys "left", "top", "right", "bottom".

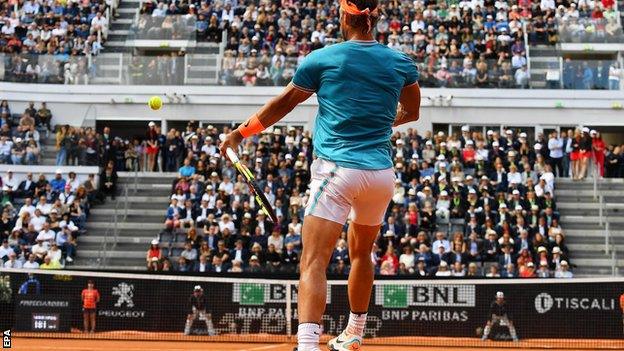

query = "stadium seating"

[
  {"left": 103, "top": 123, "right": 581, "bottom": 278},
  {"left": 1, "top": 0, "right": 622, "bottom": 89}
]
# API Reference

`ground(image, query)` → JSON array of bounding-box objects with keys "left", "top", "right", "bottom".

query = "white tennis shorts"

[{"left": 304, "top": 158, "right": 395, "bottom": 226}]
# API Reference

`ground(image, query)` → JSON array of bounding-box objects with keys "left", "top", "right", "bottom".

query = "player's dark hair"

[{"left": 345, "top": 0, "right": 379, "bottom": 34}]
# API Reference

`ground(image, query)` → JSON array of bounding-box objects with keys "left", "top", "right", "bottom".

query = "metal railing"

[{"left": 97, "top": 185, "right": 130, "bottom": 268}]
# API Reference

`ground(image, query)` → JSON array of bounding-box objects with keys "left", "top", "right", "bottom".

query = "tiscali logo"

[
  {"left": 534, "top": 292, "right": 615, "bottom": 314},
  {"left": 535, "top": 293, "right": 554, "bottom": 313}
]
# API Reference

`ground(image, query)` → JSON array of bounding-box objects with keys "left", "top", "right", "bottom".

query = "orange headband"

[
  {"left": 340, "top": 0, "right": 378, "bottom": 33},
  {"left": 340, "top": 0, "right": 378, "bottom": 16}
]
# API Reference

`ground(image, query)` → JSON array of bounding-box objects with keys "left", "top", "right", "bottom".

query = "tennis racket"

[{"left": 224, "top": 147, "right": 279, "bottom": 223}]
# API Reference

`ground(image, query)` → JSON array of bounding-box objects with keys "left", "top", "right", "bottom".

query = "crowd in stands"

[
  {"left": 0, "top": 100, "right": 51, "bottom": 165},
  {"left": 0, "top": 0, "right": 112, "bottom": 83},
  {"left": 560, "top": 59, "right": 622, "bottom": 90},
  {"left": 0, "top": 168, "right": 99, "bottom": 269},
  {"left": 137, "top": 122, "right": 624, "bottom": 279},
  {"left": 208, "top": 0, "right": 621, "bottom": 90}
]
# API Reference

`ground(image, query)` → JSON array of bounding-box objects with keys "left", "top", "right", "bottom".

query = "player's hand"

[{"left": 219, "top": 130, "right": 243, "bottom": 160}]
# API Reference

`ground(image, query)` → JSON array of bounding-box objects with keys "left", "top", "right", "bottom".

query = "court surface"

[{"left": 11, "top": 338, "right": 623, "bottom": 351}]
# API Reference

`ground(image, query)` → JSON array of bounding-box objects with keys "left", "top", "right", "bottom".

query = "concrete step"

[
  {"left": 86, "top": 228, "right": 160, "bottom": 238},
  {"left": 105, "top": 40, "right": 126, "bottom": 47},
  {"left": 97, "top": 201, "right": 165, "bottom": 210},
  {"left": 117, "top": 12, "right": 135, "bottom": 19},
  {"left": 564, "top": 229, "right": 624, "bottom": 237},
  {"left": 557, "top": 195, "right": 624, "bottom": 203},
  {"left": 89, "top": 214, "right": 164, "bottom": 223},
  {"left": 561, "top": 215, "right": 624, "bottom": 224},
  {"left": 90, "top": 208, "right": 164, "bottom": 216},
  {"left": 86, "top": 221, "right": 162, "bottom": 230},
  {"left": 80, "top": 235, "right": 157, "bottom": 245},
  {"left": 80, "top": 249, "right": 145, "bottom": 259},
  {"left": 107, "top": 34, "right": 127, "bottom": 42},
  {"left": 572, "top": 258, "right": 623, "bottom": 267}
]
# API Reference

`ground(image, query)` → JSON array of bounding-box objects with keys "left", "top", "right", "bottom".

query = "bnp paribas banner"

[{"left": 6, "top": 271, "right": 624, "bottom": 339}]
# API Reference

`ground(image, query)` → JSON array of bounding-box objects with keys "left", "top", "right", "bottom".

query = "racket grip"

[{"left": 225, "top": 148, "right": 240, "bottom": 163}]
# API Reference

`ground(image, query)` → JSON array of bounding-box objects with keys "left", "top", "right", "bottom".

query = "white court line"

[
  {"left": 12, "top": 344, "right": 291, "bottom": 351},
  {"left": 241, "top": 344, "right": 290, "bottom": 351}
]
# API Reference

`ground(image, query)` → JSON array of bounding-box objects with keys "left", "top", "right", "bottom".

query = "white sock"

[
  {"left": 297, "top": 323, "right": 321, "bottom": 351},
  {"left": 346, "top": 312, "right": 367, "bottom": 337}
]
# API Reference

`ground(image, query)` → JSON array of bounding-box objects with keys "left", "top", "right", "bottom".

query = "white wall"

[{"left": 1, "top": 82, "right": 623, "bottom": 131}]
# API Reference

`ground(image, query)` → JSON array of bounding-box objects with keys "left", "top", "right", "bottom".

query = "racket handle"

[
  {"left": 225, "top": 148, "right": 240, "bottom": 163},
  {"left": 219, "top": 134, "right": 240, "bottom": 163}
]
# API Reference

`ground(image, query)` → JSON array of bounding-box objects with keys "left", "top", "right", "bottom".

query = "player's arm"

[
  {"left": 393, "top": 82, "right": 421, "bottom": 127},
  {"left": 219, "top": 84, "right": 312, "bottom": 155}
]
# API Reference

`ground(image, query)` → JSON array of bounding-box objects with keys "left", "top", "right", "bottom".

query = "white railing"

[{"left": 522, "top": 21, "right": 531, "bottom": 83}]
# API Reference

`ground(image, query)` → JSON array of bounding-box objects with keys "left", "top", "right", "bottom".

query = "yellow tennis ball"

[{"left": 148, "top": 96, "right": 162, "bottom": 111}]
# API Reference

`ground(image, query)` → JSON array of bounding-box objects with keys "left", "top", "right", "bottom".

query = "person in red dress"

[
  {"left": 591, "top": 130, "right": 606, "bottom": 178},
  {"left": 81, "top": 280, "right": 100, "bottom": 333}
]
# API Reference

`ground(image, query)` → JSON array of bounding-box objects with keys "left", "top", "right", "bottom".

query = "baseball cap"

[
  {"left": 250, "top": 255, "right": 259, "bottom": 261},
  {"left": 496, "top": 291, "right": 504, "bottom": 298},
  {"left": 552, "top": 247, "right": 561, "bottom": 254},
  {"left": 461, "top": 125, "right": 469, "bottom": 132},
  {"left": 194, "top": 285, "right": 202, "bottom": 290},
  {"left": 151, "top": 239, "right": 159, "bottom": 245},
  {"left": 582, "top": 127, "right": 590, "bottom": 133},
  {"left": 561, "top": 260, "right": 569, "bottom": 266}
]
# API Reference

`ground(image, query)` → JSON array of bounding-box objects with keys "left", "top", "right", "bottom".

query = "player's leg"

[
  {"left": 329, "top": 168, "right": 394, "bottom": 351},
  {"left": 90, "top": 311, "right": 96, "bottom": 332},
  {"left": 482, "top": 315, "right": 496, "bottom": 340},
  {"left": 298, "top": 159, "right": 356, "bottom": 351},
  {"left": 83, "top": 311, "right": 89, "bottom": 333},
  {"left": 502, "top": 316, "right": 519, "bottom": 341},
  {"left": 298, "top": 215, "right": 343, "bottom": 351},
  {"left": 184, "top": 310, "right": 198, "bottom": 335},
  {"left": 200, "top": 311, "right": 216, "bottom": 335}
]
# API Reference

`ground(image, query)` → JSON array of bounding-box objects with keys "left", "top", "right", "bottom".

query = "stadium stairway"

[
  {"left": 555, "top": 177, "right": 624, "bottom": 277},
  {"left": 72, "top": 171, "right": 177, "bottom": 270},
  {"left": 105, "top": 0, "right": 140, "bottom": 53},
  {"left": 528, "top": 44, "right": 560, "bottom": 89}
]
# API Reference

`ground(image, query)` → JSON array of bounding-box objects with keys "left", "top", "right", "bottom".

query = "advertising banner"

[{"left": 6, "top": 271, "right": 624, "bottom": 339}]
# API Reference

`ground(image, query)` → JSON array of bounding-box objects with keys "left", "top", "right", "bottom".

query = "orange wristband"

[{"left": 237, "top": 115, "right": 266, "bottom": 138}]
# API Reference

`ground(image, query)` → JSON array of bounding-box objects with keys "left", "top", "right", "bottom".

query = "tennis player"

[{"left": 220, "top": 0, "right": 420, "bottom": 349}]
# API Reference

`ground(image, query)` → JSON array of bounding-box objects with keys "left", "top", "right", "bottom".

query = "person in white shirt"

[
  {"left": 37, "top": 222, "right": 56, "bottom": 247},
  {"left": 451, "top": 262, "right": 466, "bottom": 277},
  {"left": 218, "top": 176, "right": 234, "bottom": 195},
  {"left": 47, "top": 243, "right": 63, "bottom": 263},
  {"left": 540, "top": 0, "right": 555, "bottom": 11},
  {"left": 218, "top": 214, "right": 236, "bottom": 234},
  {"left": 19, "top": 197, "right": 36, "bottom": 217},
  {"left": 30, "top": 209, "right": 47, "bottom": 232},
  {"left": 90, "top": 12, "right": 108, "bottom": 39},
  {"left": 4, "top": 251, "right": 23, "bottom": 268},
  {"left": 435, "top": 261, "right": 452, "bottom": 276},
  {"left": 267, "top": 230, "right": 284, "bottom": 253},
  {"left": 0, "top": 240, "right": 13, "bottom": 261},
  {"left": 431, "top": 231, "right": 451, "bottom": 253},
  {"left": 554, "top": 260, "right": 573, "bottom": 278},
  {"left": 22, "top": 254, "right": 40, "bottom": 269},
  {"left": 31, "top": 241, "right": 48, "bottom": 260},
  {"left": 2, "top": 170, "right": 17, "bottom": 199},
  {"left": 548, "top": 132, "right": 564, "bottom": 177},
  {"left": 36, "top": 196, "right": 52, "bottom": 215},
  {"left": 609, "top": 62, "right": 621, "bottom": 90},
  {"left": 59, "top": 185, "right": 75, "bottom": 205},
  {"left": 399, "top": 246, "right": 416, "bottom": 273}
]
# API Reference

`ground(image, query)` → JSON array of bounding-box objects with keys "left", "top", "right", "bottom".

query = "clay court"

[{"left": 10, "top": 335, "right": 624, "bottom": 351}]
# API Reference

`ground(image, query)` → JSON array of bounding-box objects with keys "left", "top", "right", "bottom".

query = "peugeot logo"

[{"left": 535, "top": 293, "right": 554, "bottom": 314}]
